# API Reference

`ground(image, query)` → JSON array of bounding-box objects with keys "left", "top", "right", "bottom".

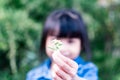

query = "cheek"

[
  {"left": 46, "top": 48, "right": 53, "bottom": 58},
  {"left": 45, "top": 40, "right": 54, "bottom": 58},
  {"left": 70, "top": 43, "right": 81, "bottom": 58},
  {"left": 72, "top": 44, "right": 81, "bottom": 54}
]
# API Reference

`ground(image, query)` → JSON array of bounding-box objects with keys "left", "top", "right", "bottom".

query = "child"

[{"left": 26, "top": 9, "right": 98, "bottom": 80}]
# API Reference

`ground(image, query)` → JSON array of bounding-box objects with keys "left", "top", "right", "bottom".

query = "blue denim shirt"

[{"left": 26, "top": 56, "right": 98, "bottom": 80}]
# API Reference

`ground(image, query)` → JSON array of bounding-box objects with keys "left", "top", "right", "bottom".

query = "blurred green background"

[{"left": 0, "top": 0, "right": 120, "bottom": 80}]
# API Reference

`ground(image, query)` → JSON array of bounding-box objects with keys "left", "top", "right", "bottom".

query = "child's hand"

[{"left": 52, "top": 51, "right": 79, "bottom": 80}]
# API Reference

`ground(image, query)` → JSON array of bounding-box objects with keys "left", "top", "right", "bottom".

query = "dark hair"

[{"left": 40, "top": 9, "right": 91, "bottom": 60}]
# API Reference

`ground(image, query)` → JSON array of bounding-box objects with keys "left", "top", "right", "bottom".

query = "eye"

[{"left": 68, "top": 39, "right": 74, "bottom": 43}]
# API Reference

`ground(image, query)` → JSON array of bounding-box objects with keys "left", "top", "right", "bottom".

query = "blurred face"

[{"left": 45, "top": 35, "right": 81, "bottom": 59}]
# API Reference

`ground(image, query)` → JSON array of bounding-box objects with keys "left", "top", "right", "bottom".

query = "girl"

[{"left": 26, "top": 9, "right": 98, "bottom": 80}]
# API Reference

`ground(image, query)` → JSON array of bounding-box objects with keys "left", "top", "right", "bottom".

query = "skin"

[{"left": 45, "top": 35, "right": 85, "bottom": 80}]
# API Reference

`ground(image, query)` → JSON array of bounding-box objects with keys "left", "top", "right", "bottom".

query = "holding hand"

[{"left": 52, "top": 51, "right": 78, "bottom": 80}]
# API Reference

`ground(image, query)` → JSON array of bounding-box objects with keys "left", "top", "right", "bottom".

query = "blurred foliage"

[{"left": 0, "top": 0, "right": 120, "bottom": 80}]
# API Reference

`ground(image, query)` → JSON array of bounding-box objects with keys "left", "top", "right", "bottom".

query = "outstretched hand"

[{"left": 52, "top": 51, "right": 86, "bottom": 80}]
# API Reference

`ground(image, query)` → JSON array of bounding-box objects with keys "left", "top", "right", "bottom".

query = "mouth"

[{"left": 61, "top": 52, "right": 70, "bottom": 57}]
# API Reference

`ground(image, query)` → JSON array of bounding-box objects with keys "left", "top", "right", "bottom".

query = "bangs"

[
  {"left": 45, "top": 13, "right": 82, "bottom": 39},
  {"left": 44, "top": 17, "right": 60, "bottom": 37},
  {"left": 57, "top": 14, "right": 82, "bottom": 38}
]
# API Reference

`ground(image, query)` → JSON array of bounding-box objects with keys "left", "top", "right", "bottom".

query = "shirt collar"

[{"left": 74, "top": 56, "right": 85, "bottom": 64}]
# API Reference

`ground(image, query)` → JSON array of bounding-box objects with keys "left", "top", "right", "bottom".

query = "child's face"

[{"left": 45, "top": 35, "right": 81, "bottom": 59}]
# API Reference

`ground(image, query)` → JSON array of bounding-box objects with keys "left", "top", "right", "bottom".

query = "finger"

[
  {"left": 51, "top": 64, "right": 59, "bottom": 78},
  {"left": 52, "top": 53, "right": 76, "bottom": 77},
  {"left": 55, "top": 64, "right": 71, "bottom": 80},
  {"left": 53, "top": 72, "right": 63, "bottom": 80},
  {"left": 52, "top": 53, "right": 72, "bottom": 71},
  {"left": 57, "top": 52, "right": 78, "bottom": 69}
]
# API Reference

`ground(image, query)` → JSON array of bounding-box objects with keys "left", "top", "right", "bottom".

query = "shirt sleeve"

[
  {"left": 26, "top": 69, "right": 40, "bottom": 80},
  {"left": 26, "top": 70, "right": 34, "bottom": 80},
  {"left": 26, "top": 72, "right": 31, "bottom": 80},
  {"left": 77, "top": 62, "right": 98, "bottom": 80}
]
